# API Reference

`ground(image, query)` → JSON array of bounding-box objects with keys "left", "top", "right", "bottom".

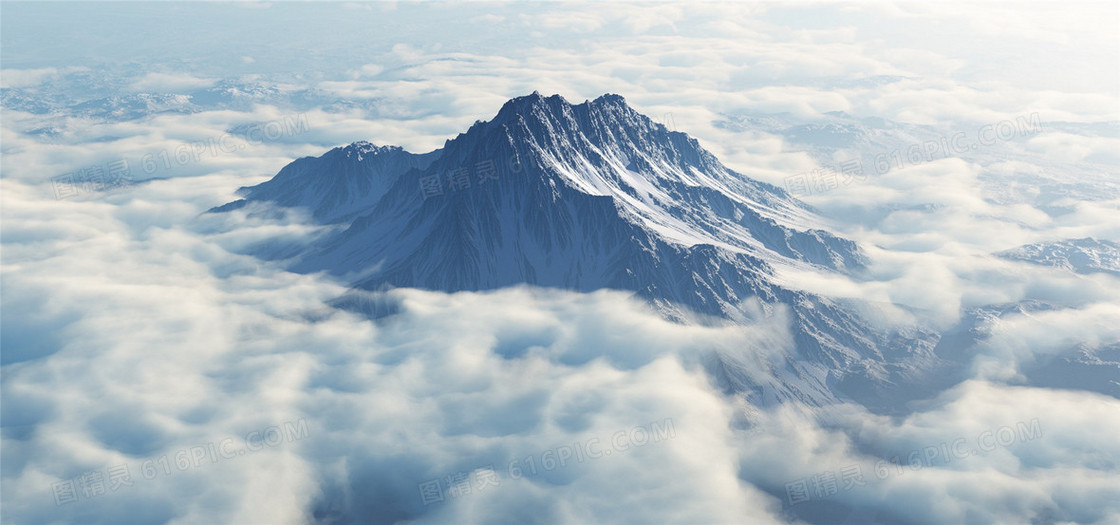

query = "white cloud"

[
  {"left": 1, "top": 172, "right": 798, "bottom": 522},
  {"left": 129, "top": 72, "right": 217, "bottom": 93},
  {"left": 1, "top": 67, "right": 59, "bottom": 89}
]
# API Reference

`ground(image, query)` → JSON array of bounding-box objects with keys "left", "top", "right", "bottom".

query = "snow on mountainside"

[
  {"left": 213, "top": 92, "right": 940, "bottom": 409},
  {"left": 997, "top": 238, "right": 1120, "bottom": 277}
]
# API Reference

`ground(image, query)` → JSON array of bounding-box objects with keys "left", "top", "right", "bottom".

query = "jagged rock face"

[{"left": 213, "top": 92, "right": 940, "bottom": 408}]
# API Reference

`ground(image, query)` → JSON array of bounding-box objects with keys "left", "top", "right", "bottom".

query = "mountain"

[
  {"left": 213, "top": 141, "right": 438, "bottom": 224},
  {"left": 213, "top": 92, "right": 940, "bottom": 409},
  {"left": 997, "top": 237, "right": 1120, "bottom": 277},
  {"left": 67, "top": 93, "right": 197, "bottom": 120},
  {"left": 931, "top": 300, "right": 1120, "bottom": 400}
]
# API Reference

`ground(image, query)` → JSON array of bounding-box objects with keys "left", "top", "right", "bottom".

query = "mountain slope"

[{"left": 212, "top": 141, "right": 438, "bottom": 224}]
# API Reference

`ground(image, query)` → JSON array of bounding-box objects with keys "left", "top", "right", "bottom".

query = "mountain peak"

[
  {"left": 491, "top": 92, "right": 642, "bottom": 128},
  {"left": 339, "top": 141, "right": 401, "bottom": 157},
  {"left": 591, "top": 93, "right": 627, "bottom": 106},
  {"left": 494, "top": 91, "right": 569, "bottom": 120}
]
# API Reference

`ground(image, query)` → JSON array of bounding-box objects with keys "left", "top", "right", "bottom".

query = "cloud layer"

[{"left": 2, "top": 2, "right": 1118, "bottom": 524}]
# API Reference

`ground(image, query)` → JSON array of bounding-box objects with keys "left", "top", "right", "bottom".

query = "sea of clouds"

[{"left": 2, "top": 2, "right": 1118, "bottom": 524}]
